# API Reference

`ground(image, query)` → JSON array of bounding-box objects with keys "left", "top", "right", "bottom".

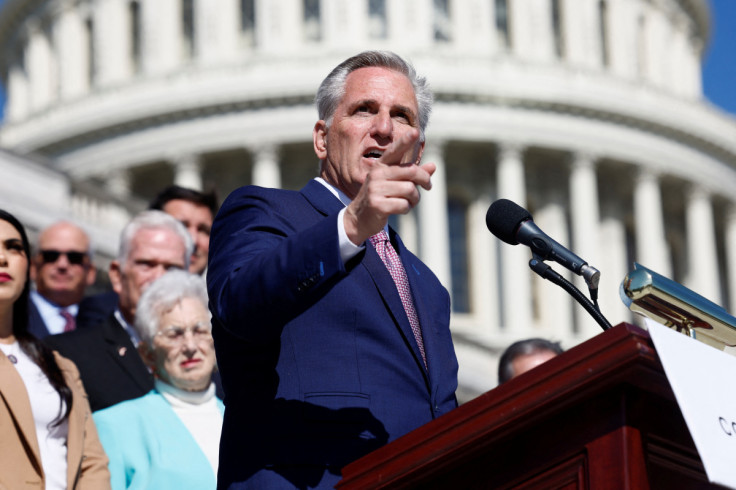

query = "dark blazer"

[
  {"left": 207, "top": 180, "right": 459, "bottom": 489},
  {"left": 45, "top": 314, "right": 153, "bottom": 412},
  {"left": 27, "top": 299, "right": 51, "bottom": 339},
  {"left": 76, "top": 291, "right": 119, "bottom": 329}
]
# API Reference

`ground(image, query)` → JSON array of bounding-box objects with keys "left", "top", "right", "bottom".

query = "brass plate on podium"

[{"left": 621, "top": 263, "right": 736, "bottom": 350}]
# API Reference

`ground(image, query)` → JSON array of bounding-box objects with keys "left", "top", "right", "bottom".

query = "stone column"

[
  {"left": 94, "top": 0, "right": 132, "bottom": 86},
  {"left": 569, "top": 153, "right": 602, "bottom": 337},
  {"left": 496, "top": 143, "right": 532, "bottom": 330},
  {"left": 141, "top": 0, "right": 181, "bottom": 74},
  {"left": 534, "top": 196, "right": 573, "bottom": 337},
  {"left": 725, "top": 205, "right": 736, "bottom": 312},
  {"left": 451, "top": 0, "right": 493, "bottom": 55},
  {"left": 55, "top": 2, "right": 89, "bottom": 99},
  {"left": 173, "top": 154, "right": 203, "bottom": 191},
  {"left": 105, "top": 168, "right": 131, "bottom": 199},
  {"left": 418, "top": 141, "right": 451, "bottom": 290},
  {"left": 196, "top": 0, "right": 239, "bottom": 64},
  {"left": 510, "top": 0, "right": 555, "bottom": 62},
  {"left": 387, "top": 0, "right": 433, "bottom": 49},
  {"left": 322, "top": 0, "right": 365, "bottom": 47},
  {"left": 633, "top": 168, "right": 671, "bottom": 277},
  {"left": 27, "top": 22, "right": 55, "bottom": 111},
  {"left": 5, "top": 60, "right": 30, "bottom": 122},
  {"left": 251, "top": 144, "right": 281, "bottom": 189},
  {"left": 561, "top": 0, "right": 600, "bottom": 68},
  {"left": 468, "top": 193, "right": 499, "bottom": 331},
  {"left": 684, "top": 185, "right": 720, "bottom": 304}
]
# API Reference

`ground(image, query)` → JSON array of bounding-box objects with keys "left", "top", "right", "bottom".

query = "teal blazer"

[{"left": 93, "top": 390, "right": 224, "bottom": 490}]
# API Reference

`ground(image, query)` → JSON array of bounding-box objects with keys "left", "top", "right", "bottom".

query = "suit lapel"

[
  {"left": 0, "top": 351, "right": 43, "bottom": 476},
  {"left": 300, "top": 179, "right": 345, "bottom": 217},
  {"left": 101, "top": 316, "right": 152, "bottom": 392}
]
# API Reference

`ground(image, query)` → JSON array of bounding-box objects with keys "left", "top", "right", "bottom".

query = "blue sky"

[
  {"left": 703, "top": 0, "right": 736, "bottom": 115},
  {"left": 0, "top": 1, "right": 734, "bottom": 118}
]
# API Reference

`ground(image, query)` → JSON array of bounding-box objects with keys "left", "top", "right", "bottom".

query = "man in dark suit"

[
  {"left": 208, "top": 51, "right": 459, "bottom": 489},
  {"left": 28, "top": 221, "right": 96, "bottom": 338},
  {"left": 76, "top": 186, "right": 219, "bottom": 327},
  {"left": 46, "top": 211, "right": 192, "bottom": 411}
]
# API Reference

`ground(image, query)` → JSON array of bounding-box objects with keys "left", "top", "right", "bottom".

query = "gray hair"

[
  {"left": 135, "top": 269, "right": 210, "bottom": 347},
  {"left": 315, "top": 50, "right": 433, "bottom": 142},
  {"left": 117, "top": 210, "right": 193, "bottom": 268}
]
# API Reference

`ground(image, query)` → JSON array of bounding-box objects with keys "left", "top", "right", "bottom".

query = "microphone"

[{"left": 486, "top": 199, "right": 600, "bottom": 291}]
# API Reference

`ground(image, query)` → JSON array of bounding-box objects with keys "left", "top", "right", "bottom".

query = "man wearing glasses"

[
  {"left": 46, "top": 211, "right": 193, "bottom": 411},
  {"left": 29, "top": 221, "right": 96, "bottom": 338}
]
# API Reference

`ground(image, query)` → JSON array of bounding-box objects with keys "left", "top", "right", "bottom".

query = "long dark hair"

[{"left": 0, "top": 210, "right": 72, "bottom": 425}]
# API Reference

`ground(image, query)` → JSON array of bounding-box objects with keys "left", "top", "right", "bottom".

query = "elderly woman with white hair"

[{"left": 93, "top": 270, "right": 223, "bottom": 490}]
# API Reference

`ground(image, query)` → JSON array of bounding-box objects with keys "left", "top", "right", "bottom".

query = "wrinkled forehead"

[{"left": 129, "top": 227, "right": 185, "bottom": 259}]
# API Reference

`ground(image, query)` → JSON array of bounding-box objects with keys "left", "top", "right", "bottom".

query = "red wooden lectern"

[{"left": 337, "top": 323, "right": 719, "bottom": 489}]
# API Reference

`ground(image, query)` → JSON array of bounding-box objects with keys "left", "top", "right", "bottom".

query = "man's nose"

[{"left": 372, "top": 112, "right": 393, "bottom": 139}]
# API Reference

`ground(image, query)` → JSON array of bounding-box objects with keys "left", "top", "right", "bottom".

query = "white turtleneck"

[{"left": 155, "top": 379, "right": 223, "bottom": 475}]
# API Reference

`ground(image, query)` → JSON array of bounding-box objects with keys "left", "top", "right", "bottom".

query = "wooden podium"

[{"left": 337, "top": 323, "right": 719, "bottom": 489}]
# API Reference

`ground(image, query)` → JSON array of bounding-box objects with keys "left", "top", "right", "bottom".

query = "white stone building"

[{"left": 1, "top": 0, "right": 735, "bottom": 400}]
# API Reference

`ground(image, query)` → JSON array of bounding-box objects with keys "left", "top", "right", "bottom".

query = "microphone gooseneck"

[{"left": 486, "top": 198, "right": 611, "bottom": 332}]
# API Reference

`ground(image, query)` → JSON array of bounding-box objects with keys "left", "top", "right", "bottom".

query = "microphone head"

[{"left": 486, "top": 199, "right": 532, "bottom": 245}]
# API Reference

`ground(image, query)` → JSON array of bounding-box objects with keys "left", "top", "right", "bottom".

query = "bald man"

[{"left": 29, "top": 221, "right": 96, "bottom": 338}]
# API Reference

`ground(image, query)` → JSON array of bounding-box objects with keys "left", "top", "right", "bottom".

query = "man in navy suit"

[
  {"left": 28, "top": 221, "right": 96, "bottom": 338},
  {"left": 208, "top": 51, "right": 459, "bottom": 489}
]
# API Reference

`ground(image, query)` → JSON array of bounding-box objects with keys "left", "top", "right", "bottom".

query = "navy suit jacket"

[
  {"left": 27, "top": 300, "right": 51, "bottom": 339},
  {"left": 207, "top": 180, "right": 459, "bottom": 489}
]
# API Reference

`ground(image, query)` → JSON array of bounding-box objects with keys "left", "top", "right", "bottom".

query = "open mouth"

[{"left": 363, "top": 149, "right": 384, "bottom": 159}]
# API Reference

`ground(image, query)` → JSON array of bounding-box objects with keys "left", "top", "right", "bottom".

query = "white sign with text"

[{"left": 647, "top": 318, "right": 736, "bottom": 489}]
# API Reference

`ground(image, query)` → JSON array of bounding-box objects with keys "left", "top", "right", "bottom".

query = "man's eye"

[{"left": 393, "top": 112, "right": 410, "bottom": 123}]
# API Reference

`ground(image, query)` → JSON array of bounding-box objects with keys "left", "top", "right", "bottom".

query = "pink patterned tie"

[
  {"left": 60, "top": 309, "right": 76, "bottom": 332},
  {"left": 369, "top": 230, "right": 427, "bottom": 368}
]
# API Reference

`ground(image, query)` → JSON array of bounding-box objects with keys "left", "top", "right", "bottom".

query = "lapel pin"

[{"left": 118, "top": 346, "right": 127, "bottom": 357}]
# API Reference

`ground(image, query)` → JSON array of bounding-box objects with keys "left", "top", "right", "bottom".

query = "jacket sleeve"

[
  {"left": 58, "top": 355, "right": 112, "bottom": 490},
  {"left": 207, "top": 186, "right": 347, "bottom": 344}
]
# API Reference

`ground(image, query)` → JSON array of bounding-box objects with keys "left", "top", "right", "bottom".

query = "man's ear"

[
  {"left": 313, "top": 120, "right": 328, "bottom": 160},
  {"left": 138, "top": 342, "right": 156, "bottom": 370},
  {"left": 85, "top": 264, "right": 97, "bottom": 287},
  {"left": 108, "top": 261, "right": 123, "bottom": 295}
]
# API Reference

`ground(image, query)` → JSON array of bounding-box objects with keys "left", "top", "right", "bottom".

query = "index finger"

[{"left": 378, "top": 129, "right": 421, "bottom": 166}]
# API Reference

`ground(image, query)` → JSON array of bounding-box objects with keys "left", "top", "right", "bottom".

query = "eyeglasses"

[
  {"left": 155, "top": 323, "right": 212, "bottom": 345},
  {"left": 40, "top": 250, "right": 88, "bottom": 265}
]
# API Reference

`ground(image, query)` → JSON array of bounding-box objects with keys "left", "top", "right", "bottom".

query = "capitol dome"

[{"left": 1, "top": 0, "right": 734, "bottom": 399}]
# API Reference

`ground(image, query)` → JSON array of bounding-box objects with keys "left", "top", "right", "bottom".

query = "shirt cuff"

[{"left": 337, "top": 208, "right": 364, "bottom": 264}]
